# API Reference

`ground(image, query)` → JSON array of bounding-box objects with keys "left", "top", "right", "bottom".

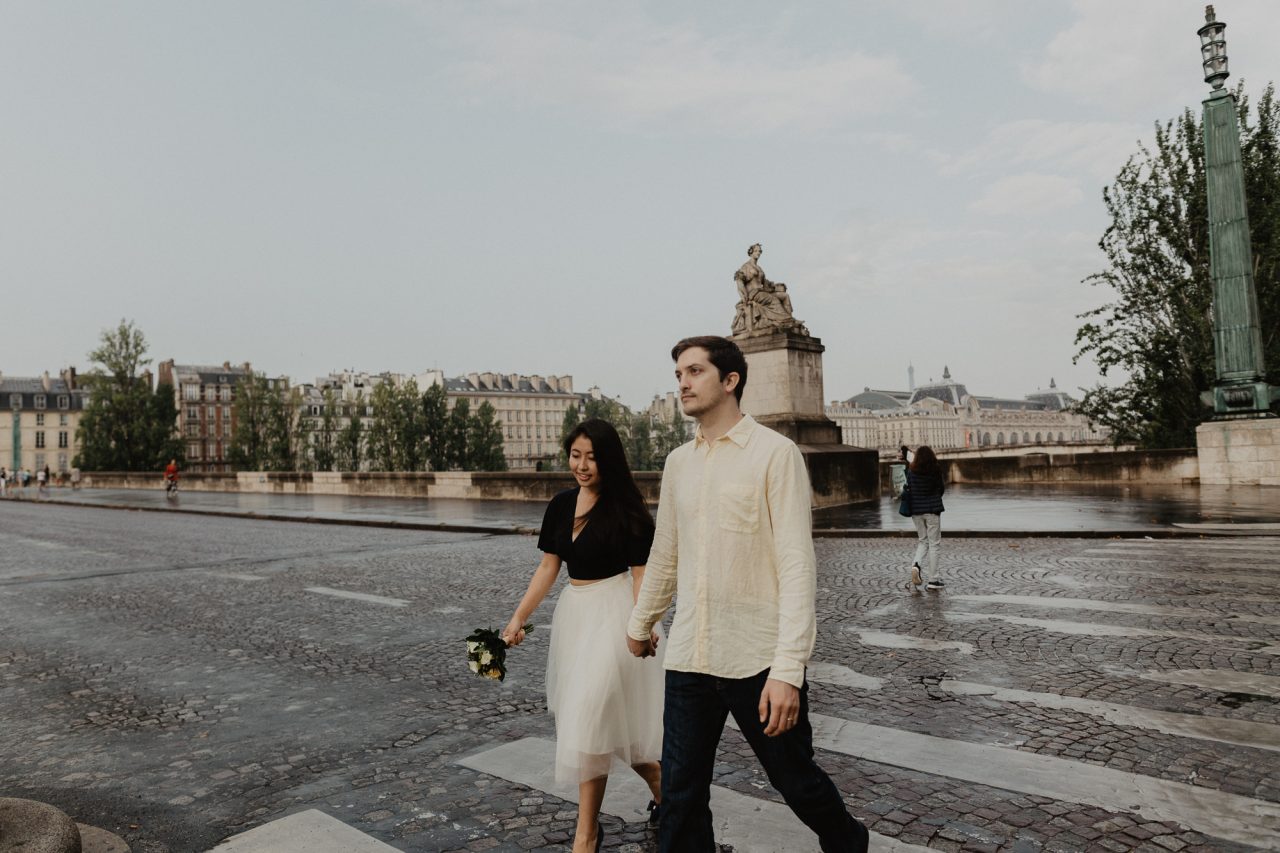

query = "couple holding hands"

[{"left": 502, "top": 335, "right": 868, "bottom": 853}]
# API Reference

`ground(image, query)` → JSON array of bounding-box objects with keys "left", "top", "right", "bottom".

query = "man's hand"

[
  {"left": 758, "top": 677, "right": 801, "bottom": 737},
  {"left": 627, "top": 632, "right": 657, "bottom": 658}
]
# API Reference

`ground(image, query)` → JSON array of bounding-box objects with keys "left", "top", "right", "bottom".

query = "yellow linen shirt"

[{"left": 627, "top": 414, "right": 817, "bottom": 688}]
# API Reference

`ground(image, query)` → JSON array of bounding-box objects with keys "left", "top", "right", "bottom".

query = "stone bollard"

[{"left": 0, "top": 798, "right": 81, "bottom": 853}]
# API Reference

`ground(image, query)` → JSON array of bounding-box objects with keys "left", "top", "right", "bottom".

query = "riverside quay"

[{"left": 1, "top": 500, "right": 1278, "bottom": 852}]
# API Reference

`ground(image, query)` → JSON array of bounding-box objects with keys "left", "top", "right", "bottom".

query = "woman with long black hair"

[
  {"left": 502, "top": 418, "right": 664, "bottom": 852},
  {"left": 905, "top": 445, "right": 946, "bottom": 591}
]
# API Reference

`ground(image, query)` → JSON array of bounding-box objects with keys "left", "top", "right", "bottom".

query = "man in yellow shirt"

[{"left": 628, "top": 335, "right": 867, "bottom": 852}]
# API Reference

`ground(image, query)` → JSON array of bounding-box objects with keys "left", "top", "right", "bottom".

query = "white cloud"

[
  {"left": 431, "top": 6, "right": 916, "bottom": 133},
  {"left": 936, "top": 119, "right": 1146, "bottom": 182},
  {"left": 1022, "top": 0, "right": 1280, "bottom": 113},
  {"left": 970, "top": 173, "right": 1084, "bottom": 216}
]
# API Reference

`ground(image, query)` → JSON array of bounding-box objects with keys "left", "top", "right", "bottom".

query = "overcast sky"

[{"left": 4, "top": 1, "right": 1278, "bottom": 408}]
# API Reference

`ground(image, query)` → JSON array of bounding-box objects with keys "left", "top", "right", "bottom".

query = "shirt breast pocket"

[{"left": 718, "top": 484, "right": 759, "bottom": 533}]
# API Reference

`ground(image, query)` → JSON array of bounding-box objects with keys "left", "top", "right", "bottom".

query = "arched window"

[
  {"left": 1058, "top": 432, "right": 1064, "bottom": 443},
  {"left": 983, "top": 432, "right": 991, "bottom": 446},
  {"left": 1023, "top": 432, "right": 1031, "bottom": 443},
  {"left": 1035, "top": 432, "right": 1042, "bottom": 443},
  {"left": 998, "top": 432, "right": 1006, "bottom": 444}
]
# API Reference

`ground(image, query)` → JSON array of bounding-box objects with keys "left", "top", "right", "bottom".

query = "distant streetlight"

[
  {"left": 1197, "top": 4, "right": 1277, "bottom": 417},
  {"left": 1197, "top": 5, "right": 1229, "bottom": 89}
]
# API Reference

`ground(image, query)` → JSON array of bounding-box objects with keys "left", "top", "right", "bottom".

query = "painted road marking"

[
  {"left": 304, "top": 587, "right": 409, "bottom": 608},
  {"left": 458, "top": 737, "right": 930, "bottom": 853},
  {"left": 847, "top": 629, "right": 975, "bottom": 654},
  {"left": 951, "top": 593, "right": 1280, "bottom": 627},
  {"left": 800, "top": 713, "right": 1280, "bottom": 850},
  {"left": 939, "top": 679, "right": 1280, "bottom": 753},
  {"left": 209, "top": 808, "right": 400, "bottom": 852}
]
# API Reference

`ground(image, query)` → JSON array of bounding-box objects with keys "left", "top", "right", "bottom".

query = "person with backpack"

[{"left": 904, "top": 445, "right": 946, "bottom": 591}]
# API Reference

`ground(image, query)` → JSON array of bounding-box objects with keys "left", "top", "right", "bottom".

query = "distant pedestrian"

[
  {"left": 36, "top": 466, "right": 48, "bottom": 499},
  {"left": 164, "top": 459, "right": 180, "bottom": 498},
  {"left": 890, "top": 445, "right": 910, "bottom": 498},
  {"left": 19, "top": 467, "right": 30, "bottom": 497},
  {"left": 0, "top": 467, "right": 7, "bottom": 497},
  {"left": 70, "top": 467, "right": 81, "bottom": 490},
  {"left": 904, "top": 445, "right": 946, "bottom": 591}
]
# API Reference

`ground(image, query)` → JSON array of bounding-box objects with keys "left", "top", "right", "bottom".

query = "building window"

[
  {"left": 36, "top": 413, "right": 44, "bottom": 426},
  {"left": 220, "top": 386, "right": 231, "bottom": 401},
  {"left": 184, "top": 385, "right": 200, "bottom": 401},
  {"left": 9, "top": 394, "right": 19, "bottom": 409},
  {"left": 189, "top": 443, "right": 201, "bottom": 459},
  {"left": 34, "top": 453, "right": 45, "bottom": 469},
  {"left": 59, "top": 414, "right": 68, "bottom": 426},
  {"left": 58, "top": 431, "right": 68, "bottom": 448},
  {"left": 206, "top": 387, "right": 217, "bottom": 402},
  {"left": 223, "top": 406, "right": 231, "bottom": 418},
  {"left": 34, "top": 395, "right": 46, "bottom": 410},
  {"left": 208, "top": 406, "right": 216, "bottom": 420},
  {"left": 58, "top": 395, "right": 69, "bottom": 409},
  {"left": 223, "top": 424, "right": 231, "bottom": 438},
  {"left": 35, "top": 431, "right": 45, "bottom": 448},
  {"left": 187, "top": 406, "right": 199, "bottom": 421},
  {"left": 57, "top": 454, "right": 68, "bottom": 471}
]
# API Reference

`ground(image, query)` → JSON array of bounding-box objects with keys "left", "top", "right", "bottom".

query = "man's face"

[{"left": 675, "top": 347, "right": 736, "bottom": 418}]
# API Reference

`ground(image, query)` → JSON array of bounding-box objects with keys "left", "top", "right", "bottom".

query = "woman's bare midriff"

[{"left": 568, "top": 578, "right": 604, "bottom": 587}]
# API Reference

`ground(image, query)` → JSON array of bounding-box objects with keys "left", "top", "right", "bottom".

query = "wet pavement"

[
  {"left": 22, "top": 481, "right": 1280, "bottom": 533},
  {"left": 1, "top": 500, "right": 1278, "bottom": 852}
]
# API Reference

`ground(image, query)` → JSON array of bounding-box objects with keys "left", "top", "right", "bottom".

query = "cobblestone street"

[{"left": 1, "top": 501, "right": 1277, "bottom": 852}]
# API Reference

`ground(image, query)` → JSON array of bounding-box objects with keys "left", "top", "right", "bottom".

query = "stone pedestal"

[
  {"left": 733, "top": 329, "right": 878, "bottom": 506},
  {"left": 1195, "top": 417, "right": 1280, "bottom": 485}
]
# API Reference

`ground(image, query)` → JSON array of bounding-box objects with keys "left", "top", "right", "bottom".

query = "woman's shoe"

[
  {"left": 646, "top": 799, "right": 661, "bottom": 825},
  {"left": 910, "top": 564, "right": 922, "bottom": 588}
]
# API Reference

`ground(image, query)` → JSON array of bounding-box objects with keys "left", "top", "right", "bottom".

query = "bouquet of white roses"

[{"left": 465, "top": 624, "right": 532, "bottom": 681}]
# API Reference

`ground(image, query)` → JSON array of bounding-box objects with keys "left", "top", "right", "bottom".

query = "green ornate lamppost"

[{"left": 1197, "top": 5, "right": 1278, "bottom": 417}]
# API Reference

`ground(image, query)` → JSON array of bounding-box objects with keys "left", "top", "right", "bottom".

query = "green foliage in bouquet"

[{"left": 465, "top": 624, "right": 532, "bottom": 681}]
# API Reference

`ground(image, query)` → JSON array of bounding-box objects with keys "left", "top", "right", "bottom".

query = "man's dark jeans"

[{"left": 658, "top": 668, "right": 869, "bottom": 853}]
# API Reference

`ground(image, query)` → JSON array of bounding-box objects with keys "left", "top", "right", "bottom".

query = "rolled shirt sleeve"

[
  {"left": 628, "top": 451, "right": 680, "bottom": 641},
  {"left": 765, "top": 443, "right": 817, "bottom": 688}
]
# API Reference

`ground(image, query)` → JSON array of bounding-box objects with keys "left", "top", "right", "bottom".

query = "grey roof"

[
  {"left": 0, "top": 376, "right": 87, "bottom": 410},
  {"left": 171, "top": 364, "right": 252, "bottom": 385},
  {"left": 445, "top": 375, "right": 572, "bottom": 395},
  {"left": 973, "top": 396, "right": 1048, "bottom": 411},
  {"left": 909, "top": 383, "right": 969, "bottom": 407},
  {"left": 843, "top": 389, "right": 913, "bottom": 410}
]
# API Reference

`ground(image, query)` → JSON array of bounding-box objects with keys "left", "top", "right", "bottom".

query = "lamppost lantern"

[{"left": 1198, "top": 5, "right": 1229, "bottom": 89}]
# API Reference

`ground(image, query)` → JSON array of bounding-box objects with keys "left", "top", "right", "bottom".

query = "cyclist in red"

[{"left": 164, "top": 459, "right": 180, "bottom": 496}]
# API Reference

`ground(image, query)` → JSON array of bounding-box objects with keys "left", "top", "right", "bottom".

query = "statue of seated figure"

[{"left": 731, "top": 243, "right": 807, "bottom": 336}]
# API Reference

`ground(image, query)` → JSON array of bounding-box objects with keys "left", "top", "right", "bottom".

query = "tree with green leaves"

[
  {"left": 1075, "top": 82, "right": 1280, "bottom": 447},
  {"left": 336, "top": 394, "right": 364, "bottom": 472},
  {"left": 446, "top": 398, "right": 471, "bottom": 470},
  {"left": 227, "top": 373, "right": 297, "bottom": 471},
  {"left": 74, "top": 320, "right": 184, "bottom": 471},
  {"left": 422, "top": 383, "right": 450, "bottom": 472},
  {"left": 310, "top": 388, "right": 338, "bottom": 472},
  {"left": 367, "top": 379, "right": 427, "bottom": 471},
  {"left": 467, "top": 401, "right": 508, "bottom": 471}
]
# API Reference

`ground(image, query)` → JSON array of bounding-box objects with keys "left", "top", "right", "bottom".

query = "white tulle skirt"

[{"left": 546, "top": 571, "right": 665, "bottom": 785}]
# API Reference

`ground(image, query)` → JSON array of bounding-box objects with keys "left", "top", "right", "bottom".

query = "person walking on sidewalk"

[
  {"left": 164, "top": 459, "right": 180, "bottom": 498},
  {"left": 503, "top": 418, "right": 665, "bottom": 853},
  {"left": 905, "top": 445, "right": 946, "bottom": 591},
  {"left": 627, "top": 335, "right": 869, "bottom": 853},
  {"left": 0, "top": 467, "right": 7, "bottom": 498},
  {"left": 36, "top": 465, "right": 49, "bottom": 499}
]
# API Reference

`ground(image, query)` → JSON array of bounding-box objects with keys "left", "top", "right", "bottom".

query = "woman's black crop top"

[{"left": 537, "top": 488, "right": 654, "bottom": 581}]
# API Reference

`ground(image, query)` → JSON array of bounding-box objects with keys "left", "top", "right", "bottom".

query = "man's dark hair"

[{"left": 671, "top": 335, "right": 748, "bottom": 403}]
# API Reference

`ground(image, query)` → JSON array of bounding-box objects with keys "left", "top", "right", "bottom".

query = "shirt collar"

[{"left": 694, "top": 413, "right": 756, "bottom": 449}]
